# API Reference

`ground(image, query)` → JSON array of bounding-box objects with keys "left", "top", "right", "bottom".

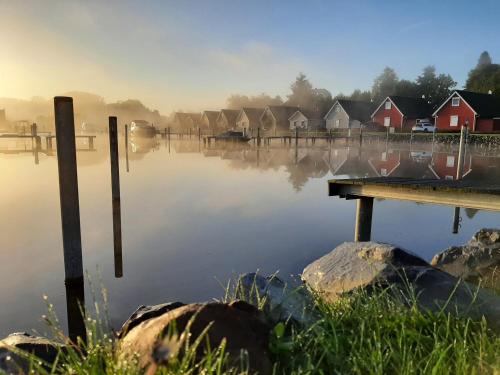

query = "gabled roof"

[
  {"left": 261, "top": 106, "right": 299, "bottom": 123},
  {"left": 288, "top": 109, "right": 325, "bottom": 121},
  {"left": 325, "top": 100, "right": 375, "bottom": 122},
  {"left": 217, "top": 109, "right": 240, "bottom": 124},
  {"left": 175, "top": 112, "right": 201, "bottom": 126},
  {"left": 202, "top": 111, "right": 219, "bottom": 124},
  {"left": 432, "top": 90, "right": 500, "bottom": 118},
  {"left": 372, "top": 96, "right": 432, "bottom": 119},
  {"left": 238, "top": 108, "right": 263, "bottom": 124}
]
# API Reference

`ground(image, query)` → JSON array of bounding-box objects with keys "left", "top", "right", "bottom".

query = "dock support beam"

[
  {"left": 354, "top": 197, "right": 373, "bottom": 242},
  {"left": 54, "top": 97, "right": 83, "bottom": 282},
  {"left": 109, "top": 117, "right": 123, "bottom": 278}
]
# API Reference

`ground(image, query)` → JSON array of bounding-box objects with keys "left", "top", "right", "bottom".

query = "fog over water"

[{"left": 0, "top": 134, "right": 499, "bottom": 336}]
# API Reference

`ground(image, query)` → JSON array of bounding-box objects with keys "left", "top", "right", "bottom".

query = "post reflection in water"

[
  {"left": 65, "top": 279, "right": 86, "bottom": 343},
  {"left": 125, "top": 124, "right": 130, "bottom": 173}
]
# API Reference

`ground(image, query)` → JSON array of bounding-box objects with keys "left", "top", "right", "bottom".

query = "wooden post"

[
  {"left": 54, "top": 97, "right": 84, "bottom": 282},
  {"left": 88, "top": 136, "right": 94, "bottom": 151},
  {"left": 354, "top": 197, "right": 373, "bottom": 242},
  {"left": 452, "top": 206, "right": 461, "bottom": 234},
  {"left": 257, "top": 127, "right": 261, "bottom": 146},
  {"left": 108, "top": 117, "right": 123, "bottom": 278},
  {"left": 125, "top": 124, "right": 129, "bottom": 172},
  {"left": 295, "top": 128, "right": 299, "bottom": 146},
  {"left": 359, "top": 126, "right": 363, "bottom": 146},
  {"left": 456, "top": 124, "right": 467, "bottom": 180},
  {"left": 65, "top": 279, "right": 86, "bottom": 344},
  {"left": 198, "top": 127, "right": 201, "bottom": 140}
]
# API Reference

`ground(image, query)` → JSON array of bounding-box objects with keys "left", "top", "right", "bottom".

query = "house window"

[
  {"left": 335, "top": 119, "right": 340, "bottom": 128},
  {"left": 446, "top": 156, "right": 455, "bottom": 168},
  {"left": 381, "top": 168, "right": 388, "bottom": 176},
  {"left": 301, "top": 120, "right": 306, "bottom": 128},
  {"left": 381, "top": 152, "right": 387, "bottom": 161},
  {"left": 335, "top": 105, "right": 340, "bottom": 112},
  {"left": 385, "top": 101, "right": 392, "bottom": 110},
  {"left": 451, "top": 97, "right": 460, "bottom": 107},
  {"left": 450, "top": 115, "right": 458, "bottom": 127},
  {"left": 294, "top": 121, "right": 298, "bottom": 128},
  {"left": 445, "top": 175, "right": 454, "bottom": 180},
  {"left": 384, "top": 117, "right": 391, "bottom": 127}
]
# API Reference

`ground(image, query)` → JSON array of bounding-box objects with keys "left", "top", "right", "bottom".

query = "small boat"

[
  {"left": 214, "top": 131, "right": 250, "bottom": 142},
  {"left": 130, "top": 120, "right": 156, "bottom": 138}
]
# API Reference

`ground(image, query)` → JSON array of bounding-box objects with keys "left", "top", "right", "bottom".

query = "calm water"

[{"left": 0, "top": 134, "right": 499, "bottom": 337}]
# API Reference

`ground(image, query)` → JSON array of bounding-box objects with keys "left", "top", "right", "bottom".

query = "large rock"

[
  {"left": 431, "top": 228, "right": 500, "bottom": 290},
  {"left": 0, "top": 332, "right": 63, "bottom": 374},
  {"left": 239, "top": 273, "right": 318, "bottom": 325},
  {"left": 302, "top": 242, "right": 500, "bottom": 330},
  {"left": 119, "top": 301, "right": 271, "bottom": 374},
  {"left": 118, "top": 301, "right": 185, "bottom": 338}
]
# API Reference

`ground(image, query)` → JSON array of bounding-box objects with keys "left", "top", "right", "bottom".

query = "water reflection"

[{"left": 0, "top": 134, "right": 499, "bottom": 338}]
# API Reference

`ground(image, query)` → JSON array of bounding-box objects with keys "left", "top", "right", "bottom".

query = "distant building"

[
  {"left": 0, "top": 109, "right": 6, "bottom": 124},
  {"left": 433, "top": 90, "right": 500, "bottom": 133},
  {"left": 173, "top": 112, "right": 202, "bottom": 131},
  {"left": 371, "top": 96, "right": 432, "bottom": 132},
  {"left": 260, "top": 106, "right": 299, "bottom": 132},
  {"left": 288, "top": 109, "right": 326, "bottom": 131},
  {"left": 235, "top": 108, "right": 263, "bottom": 134},
  {"left": 216, "top": 109, "right": 239, "bottom": 130},
  {"left": 324, "top": 100, "right": 374, "bottom": 130},
  {"left": 200, "top": 111, "right": 220, "bottom": 132}
]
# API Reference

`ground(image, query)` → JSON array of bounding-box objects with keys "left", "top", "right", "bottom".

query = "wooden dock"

[{"left": 328, "top": 177, "right": 500, "bottom": 241}]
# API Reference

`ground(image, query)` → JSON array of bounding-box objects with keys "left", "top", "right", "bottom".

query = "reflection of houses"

[
  {"left": 288, "top": 109, "right": 326, "bottom": 130},
  {"left": 173, "top": 112, "right": 202, "bottom": 131},
  {"left": 433, "top": 90, "right": 500, "bottom": 133},
  {"left": 368, "top": 149, "right": 401, "bottom": 177},
  {"left": 235, "top": 108, "right": 263, "bottom": 133},
  {"left": 428, "top": 152, "right": 472, "bottom": 180},
  {"left": 200, "top": 111, "right": 220, "bottom": 133},
  {"left": 260, "top": 106, "right": 299, "bottom": 132},
  {"left": 324, "top": 100, "right": 374, "bottom": 130},
  {"left": 216, "top": 109, "right": 239, "bottom": 130},
  {"left": 371, "top": 96, "right": 432, "bottom": 132},
  {"left": 324, "top": 148, "right": 349, "bottom": 175}
]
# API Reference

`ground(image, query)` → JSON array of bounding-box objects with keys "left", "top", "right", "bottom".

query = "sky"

[{"left": 1, "top": 0, "right": 499, "bottom": 114}]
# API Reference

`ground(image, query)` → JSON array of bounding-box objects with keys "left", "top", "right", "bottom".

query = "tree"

[
  {"left": 477, "top": 51, "right": 492, "bottom": 68},
  {"left": 465, "top": 51, "right": 500, "bottom": 95},
  {"left": 415, "top": 66, "right": 456, "bottom": 108},
  {"left": 287, "top": 73, "right": 314, "bottom": 108},
  {"left": 226, "top": 93, "right": 283, "bottom": 109},
  {"left": 349, "top": 89, "right": 372, "bottom": 102},
  {"left": 372, "top": 67, "right": 399, "bottom": 102},
  {"left": 395, "top": 79, "right": 419, "bottom": 98}
]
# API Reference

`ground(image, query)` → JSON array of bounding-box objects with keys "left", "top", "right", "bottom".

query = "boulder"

[
  {"left": 239, "top": 273, "right": 318, "bottom": 325},
  {"left": 118, "top": 301, "right": 185, "bottom": 338},
  {"left": 119, "top": 301, "right": 271, "bottom": 374},
  {"left": 0, "top": 332, "right": 63, "bottom": 374},
  {"left": 431, "top": 228, "right": 500, "bottom": 290},
  {"left": 302, "top": 242, "right": 500, "bottom": 330}
]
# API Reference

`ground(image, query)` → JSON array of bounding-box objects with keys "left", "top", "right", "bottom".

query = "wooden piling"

[
  {"left": 257, "top": 127, "right": 261, "bottom": 146},
  {"left": 354, "top": 197, "right": 373, "bottom": 242},
  {"left": 54, "top": 97, "right": 84, "bottom": 282},
  {"left": 456, "top": 125, "right": 467, "bottom": 179},
  {"left": 125, "top": 124, "right": 129, "bottom": 172},
  {"left": 108, "top": 117, "right": 123, "bottom": 278}
]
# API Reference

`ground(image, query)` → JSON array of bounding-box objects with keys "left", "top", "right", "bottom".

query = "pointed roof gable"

[
  {"left": 218, "top": 109, "right": 240, "bottom": 124},
  {"left": 326, "top": 100, "right": 375, "bottom": 122},
  {"left": 241, "top": 107, "right": 263, "bottom": 124},
  {"left": 433, "top": 90, "right": 500, "bottom": 118},
  {"left": 372, "top": 96, "right": 432, "bottom": 119},
  {"left": 262, "top": 106, "right": 300, "bottom": 123},
  {"left": 202, "top": 111, "right": 219, "bottom": 124}
]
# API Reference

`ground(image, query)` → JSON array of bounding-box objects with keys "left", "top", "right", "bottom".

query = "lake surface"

[{"left": 0, "top": 134, "right": 499, "bottom": 337}]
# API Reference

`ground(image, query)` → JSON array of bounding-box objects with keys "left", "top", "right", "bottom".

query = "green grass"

[{"left": 8, "top": 279, "right": 500, "bottom": 375}]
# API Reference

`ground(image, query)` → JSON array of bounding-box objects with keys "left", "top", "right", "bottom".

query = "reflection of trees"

[{"left": 464, "top": 208, "right": 479, "bottom": 219}]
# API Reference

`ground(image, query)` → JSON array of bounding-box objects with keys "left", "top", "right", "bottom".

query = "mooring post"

[
  {"left": 452, "top": 206, "right": 461, "bottom": 234},
  {"left": 125, "top": 124, "right": 130, "bottom": 172},
  {"left": 54, "top": 97, "right": 84, "bottom": 282},
  {"left": 109, "top": 117, "right": 123, "bottom": 278},
  {"left": 295, "top": 128, "right": 299, "bottom": 146},
  {"left": 257, "top": 127, "right": 261, "bottom": 146},
  {"left": 456, "top": 124, "right": 467, "bottom": 180},
  {"left": 354, "top": 197, "right": 374, "bottom": 242},
  {"left": 359, "top": 126, "right": 363, "bottom": 146},
  {"left": 198, "top": 127, "right": 201, "bottom": 141}
]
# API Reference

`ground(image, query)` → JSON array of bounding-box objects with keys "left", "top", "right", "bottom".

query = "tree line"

[{"left": 226, "top": 51, "right": 500, "bottom": 112}]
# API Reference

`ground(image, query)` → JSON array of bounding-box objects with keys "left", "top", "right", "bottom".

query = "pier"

[{"left": 329, "top": 177, "right": 500, "bottom": 242}]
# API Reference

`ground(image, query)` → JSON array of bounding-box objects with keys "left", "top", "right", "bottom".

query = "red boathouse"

[
  {"left": 433, "top": 90, "right": 500, "bottom": 133},
  {"left": 371, "top": 96, "right": 432, "bottom": 132}
]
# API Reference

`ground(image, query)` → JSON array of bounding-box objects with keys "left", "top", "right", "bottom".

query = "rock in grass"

[
  {"left": 302, "top": 242, "right": 500, "bottom": 330},
  {"left": 239, "top": 273, "right": 318, "bottom": 325},
  {"left": 119, "top": 301, "right": 271, "bottom": 374},
  {"left": 431, "top": 228, "right": 500, "bottom": 290},
  {"left": 0, "top": 332, "right": 63, "bottom": 374},
  {"left": 118, "top": 301, "right": 185, "bottom": 338}
]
